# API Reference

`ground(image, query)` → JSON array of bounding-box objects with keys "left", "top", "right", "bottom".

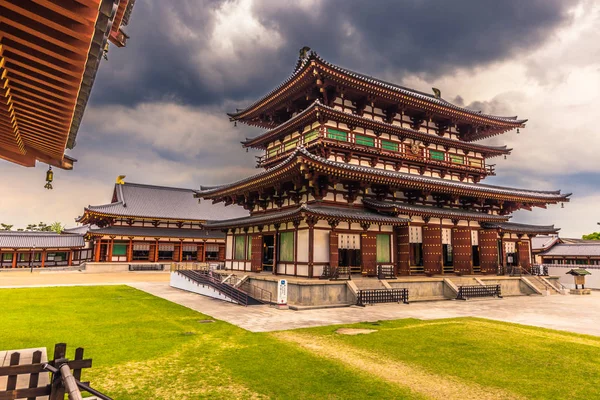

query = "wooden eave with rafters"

[
  {"left": 76, "top": 208, "right": 208, "bottom": 226},
  {"left": 0, "top": 0, "right": 134, "bottom": 169},
  {"left": 242, "top": 100, "right": 512, "bottom": 158},
  {"left": 196, "top": 148, "right": 571, "bottom": 210},
  {"left": 229, "top": 52, "right": 526, "bottom": 140}
]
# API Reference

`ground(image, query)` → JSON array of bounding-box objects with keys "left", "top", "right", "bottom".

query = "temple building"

[
  {"left": 77, "top": 180, "right": 246, "bottom": 264},
  {"left": 196, "top": 51, "right": 570, "bottom": 278},
  {"left": 0, "top": 0, "right": 136, "bottom": 169}
]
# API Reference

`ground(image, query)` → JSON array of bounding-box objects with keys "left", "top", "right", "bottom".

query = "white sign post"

[{"left": 277, "top": 279, "right": 288, "bottom": 307}]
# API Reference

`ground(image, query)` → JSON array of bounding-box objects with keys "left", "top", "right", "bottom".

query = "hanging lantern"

[
  {"left": 44, "top": 166, "right": 53, "bottom": 190},
  {"left": 517, "top": 128, "right": 520, "bottom": 134}
]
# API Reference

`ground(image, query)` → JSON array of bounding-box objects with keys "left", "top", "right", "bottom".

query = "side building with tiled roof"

[
  {"left": 76, "top": 180, "right": 248, "bottom": 264},
  {"left": 196, "top": 49, "right": 570, "bottom": 278},
  {"left": 0, "top": 231, "right": 90, "bottom": 268}
]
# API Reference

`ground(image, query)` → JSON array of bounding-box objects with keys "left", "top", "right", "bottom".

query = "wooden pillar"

[
  {"left": 397, "top": 226, "right": 410, "bottom": 276},
  {"left": 12, "top": 250, "right": 17, "bottom": 268},
  {"left": 94, "top": 239, "right": 101, "bottom": 262},
  {"left": 155, "top": 239, "right": 159, "bottom": 262},
  {"left": 67, "top": 250, "right": 73, "bottom": 266},
  {"left": 41, "top": 249, "right": 47, "bottom": 268},
  {"left": 108, "top": 237, "right": 115, "bottom": 262},
  {"left": 307, "top": 219, "right": 315, "bottom": 278},
  {"left": 273, "top": 224, "right": 280, "bottom": 275},
  {"left": 294, "top": 221, "right": 301, "bottom": 276},
  {"left": 127, "top": 238, "right": 133, "bottom": 262},
  {"left": 179, "top": 240, "right": 184, "bottom": 262}
]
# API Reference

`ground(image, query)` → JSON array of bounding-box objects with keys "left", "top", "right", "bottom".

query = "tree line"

[{"left": 0, "top": 222, "right": 65, "bottom": 233}]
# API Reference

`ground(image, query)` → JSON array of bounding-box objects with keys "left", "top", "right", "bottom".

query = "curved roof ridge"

[{"left": 121, "top": 181, "right": 195, "bottom": 192}]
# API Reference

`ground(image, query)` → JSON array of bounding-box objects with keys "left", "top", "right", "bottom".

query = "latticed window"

[
  {"left": 279, "top": 231, "right": 294, "bottom": 262},
  {"left": 469, "top": 158, "right": 482, "bottom": 168},
  {"left": 304, "top": 130, "right": 319, "bottom": 143},
  {"left": 450, "top": 155, "right": 464, "bottom": 164},
  {"left": 381, "top": 140, "right": 398, "bottom": 151},
  {"left": 247, "top": 236, "right": 252, "bottom": 259},
  {"left": 355, "top": 134, "right": 375, "bottom": 147},
  {"left": 376, "top": 234, "right": 391, "bottom": 263},
  {"left": 326, "top": 128, "right": 348, "bottom": 141},
  {"left": 430, "top": 150, "right": 445, "bottom": 161},
  {"left": 234, "top": 235, "right": 246, "bottom": 260},
  {"left": 284, "top": 139, "right": 298, "bottom": 151}
]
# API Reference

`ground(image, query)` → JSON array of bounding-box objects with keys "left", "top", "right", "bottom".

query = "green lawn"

[{"left": 1, "top": 286, "right": 599, "bottom": 399}]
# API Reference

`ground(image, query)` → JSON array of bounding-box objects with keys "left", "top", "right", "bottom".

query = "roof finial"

[
  {"left": 116, "top": 175, "right": 126, "bottom": 185},
  {"left": 432, "top": 87, "right": 441, "bottom": 99},
  {"left": 299, "top": 46, "right": 311, "bottom": 59}
]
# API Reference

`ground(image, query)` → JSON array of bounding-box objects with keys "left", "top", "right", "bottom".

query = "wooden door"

[
  {"left": 518, "top": 241, "right": 531, "bottom": 271},
  {"left": 452, "top": 227, "right": 472, "bottom": 274},
  {"left": 361, "top": 233, "right": 377, "bottom": 276},
  {"left": 251, "top": 234, "right": 263, "bottom": 272},
  {"left": 396, "top": 226, "right": 410, "bottom": 276},
  {"left": 423, "top": 224, "right": 442, "bottom": 274},
  {"left": 479, "top": 230, "right": 499, "bottom": 274},
  {"left": 218, "top": 244, "right": 225, "bottom": 262},
  {"left": 329, "top": 231, "right": 339, "bottom": 268}
]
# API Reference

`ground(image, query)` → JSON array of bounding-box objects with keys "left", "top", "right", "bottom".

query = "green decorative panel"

[
  {"left": 376, "top": 234, "right": 391, "bottom": 263},
  {"left": 284, "top": 139, "right": 298, "bottom": 151},
  {"left": 304, "top": 130, "right": 319, "bottom": 143},
  {"left": 381, "top": 140, "right": 398, "bottom": 151},
  {"left": 450, "top": 155, "right": 464, "bottom": 164},
  {"left": 430, "top": 150, "right": 445, "bottom": 161},
  {"left": 326, "top": 128, "right": 348, "bottom": 142},
  {"left": 235, "top": 235, "right": 246, "bottom": 260},
  {"left": 279, "top": 231, "right": 294, "bottom": 262},
  {"left": 113, "top": 244, "right": 127, "bottom": 256},
  {"left": 355, "top": 134, "right": 375, "bottom": 147},
  {"left": 268, "top": 147, "right": 278, "bottom": 157}
]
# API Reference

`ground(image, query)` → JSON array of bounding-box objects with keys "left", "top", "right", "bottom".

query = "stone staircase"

[
  {"left": 447, "top": 277, "right": 483, "bottom": 287},
  {"left": 526, "top": 276, "right": 562, "bottom": 295},
  {"left": 352, "top": 278, "right": 387, "bottom": 290}
]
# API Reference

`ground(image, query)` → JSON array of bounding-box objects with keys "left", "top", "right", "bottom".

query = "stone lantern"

[{"left": 566, "top": 268, "right": 592, "bottom": 295}]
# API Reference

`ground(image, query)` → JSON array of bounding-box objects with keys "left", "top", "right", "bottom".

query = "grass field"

[{"left": 1, "top": 286, "right": 599, "bottom": 399}]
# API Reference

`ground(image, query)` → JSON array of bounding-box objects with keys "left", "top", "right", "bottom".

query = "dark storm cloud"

[{"left": 90, "top": 0, "right": 574, "bottom": 108}]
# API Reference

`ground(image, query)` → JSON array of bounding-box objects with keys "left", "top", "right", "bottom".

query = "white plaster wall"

[
  {"left": 297, "top": 265, "right": 309, "bottom": 276},
  {"left": 226, "top": 236, "right": 233, "bottom": 259},
  {"left": 297, "top": 230, "right": 309, "bottom": 262},
  {"left": 314, "top": 230, "right": 330, "bottom": 262},
  {"left": 548, "top": 266, "right": 600, "bottom": 289}
]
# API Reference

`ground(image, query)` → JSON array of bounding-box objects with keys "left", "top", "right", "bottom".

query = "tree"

[
  {"left": 0, "top": 223, "right": 13, "bottom": 231},
  {"left": 50, "top": 222, "right": 64, "bottom": 234},
  {"left": 582, "top": 232, "right": 600, "bottom": 240}
]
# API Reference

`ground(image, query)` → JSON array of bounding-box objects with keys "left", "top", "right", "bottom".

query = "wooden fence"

[{"left": 0, "top": 343, "right": 111, "bottom": 400}]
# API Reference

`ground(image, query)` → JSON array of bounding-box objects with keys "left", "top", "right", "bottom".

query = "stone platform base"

[{"left": 570, "top": 288, "right": 592, "bottom": 295}]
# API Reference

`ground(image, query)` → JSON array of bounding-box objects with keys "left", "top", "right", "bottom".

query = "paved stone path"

[
  {"left": 130, "top": 281, "right": 600, "bottom": 336},
  {"left": 0, "top": 270, "right": 169, "bottom": 288}
]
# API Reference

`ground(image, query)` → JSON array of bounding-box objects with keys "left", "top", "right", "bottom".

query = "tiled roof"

[
  {"left": 531, "top": 235, "right": 561, "bottom": 251},
  {"left": 480, "top": 222, "right": 559, "bottom": 234},
  {"left": 62, "top": 225, "right": 93, "bottom": 235},
  {"left": 197, "top": 147, "right": 571, "bottom": 203},
  {"left": 0, "top": 232, "right": 85, "bottom": 249},
  {"left": 88, "top": 226, "right": 225, "bottom": 239},
  {"left": 363, "top": 199, "right": 510, "bottom": 222},
  {"left": 230, "top": 51, "right": 526, "bottom": 128},
  {"left": 539, "top": 243, "right": 600, "bottom": 257},
  {"left": 205, "top": 203, "right": 410, "bottom": 229},
  {"left": 242, "top": 100, "right": 512, "bottom": 157},
  {"left": 82, "top": 182, "right": 248, "bottom": 221}
]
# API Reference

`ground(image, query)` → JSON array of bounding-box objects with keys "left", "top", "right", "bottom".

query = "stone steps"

[{"left": 352, "top": 278, "right": 387, "bottom": 290}]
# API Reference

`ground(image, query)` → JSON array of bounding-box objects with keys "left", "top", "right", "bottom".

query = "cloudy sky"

[{"left": 0, "top": 0, "right": 598, "bottom": 237}]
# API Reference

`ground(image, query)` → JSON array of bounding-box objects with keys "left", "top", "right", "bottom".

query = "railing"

[
  {"left": 320, "top": 265, "right": 352, "bottom": 280},
  {"left": 177, "top": 269, "right": 250, "bottom": 306},
  {"left": 0, "top": 343, "right": 111, "bottom": 400},
  {"left": 530, "top": 265, "right": 549, "bottom": 276},
  {"left": 357, "top": 288, "right": 409, "bottom": 306},
  {"left": 258, "top": 130, "right": 493, "bottom": 175},
  {"left": 456, "top": 285, "right": 502, "bottom": 300},
  {"left": 377, "top": 265, "right": 396, "bottom": 279},
  {"left": 129, "top": 263, "right": 164, "bottom": 271},
  {"left": 227, "top": 275, "right": 274, "bottom": 304}
]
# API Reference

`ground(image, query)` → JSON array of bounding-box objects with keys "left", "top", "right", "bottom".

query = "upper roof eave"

[{"left": 229, "top": 51, "right": 527, "bottom": 129}]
